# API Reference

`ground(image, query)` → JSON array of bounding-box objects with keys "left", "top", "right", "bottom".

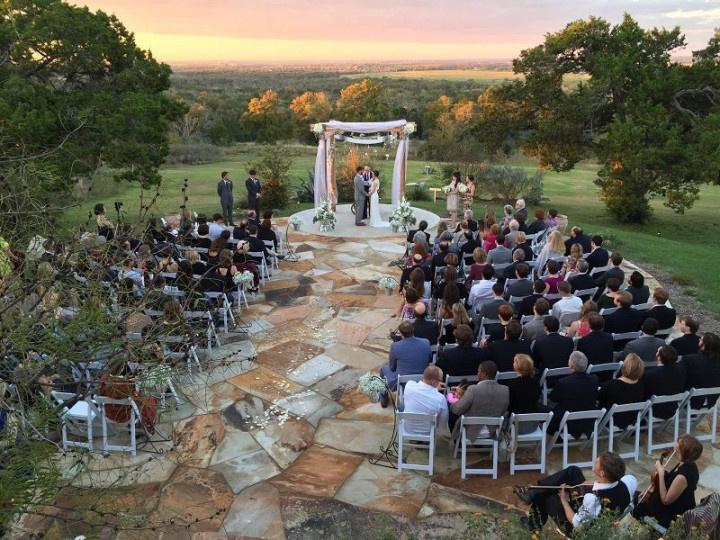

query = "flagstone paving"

[{"left": 15, "top": 223, "right": 720, "bottom": 540}]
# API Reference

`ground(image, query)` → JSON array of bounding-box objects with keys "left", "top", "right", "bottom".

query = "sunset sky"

[{"left": 75, "top": 0, "right": 720, "bottom": 64}]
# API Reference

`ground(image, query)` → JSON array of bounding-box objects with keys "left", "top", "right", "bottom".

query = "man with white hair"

[
  {"left": 463, "top": 209, "right": 478, "bottom": 232},
  {"left": 547, "top": 351, "right": 599, "bottom": 436},
  {"left": 505, "top": 219, "right": 520, "bottom": 249},
  {"left": 514, "top": 198, "right": 527, "bottom": 222}
]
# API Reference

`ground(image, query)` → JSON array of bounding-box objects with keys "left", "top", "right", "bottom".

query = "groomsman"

[
  {"left": 246, "top": 169, "right": 262, "bottom": 217},
  {"left": 362, "top": 165, "right": 372, "bottom": 219},
  {"left": 217, "top": 171, "right": 234, "bottom": 225}
]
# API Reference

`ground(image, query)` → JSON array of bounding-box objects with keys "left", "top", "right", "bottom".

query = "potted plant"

[
  {"left": 378, "top": 275, "right": 398, "bottom": 296},
  {"left": 288, "top": 215, "right": 302, "bottom": 231}
]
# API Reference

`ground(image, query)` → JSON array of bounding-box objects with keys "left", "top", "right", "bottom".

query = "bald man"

[
  {"left": 412, "top": 302, "right": 439, "bottom": 345},
  {"left": 402, "top": 365, "right": 449, "bottom": 435}
]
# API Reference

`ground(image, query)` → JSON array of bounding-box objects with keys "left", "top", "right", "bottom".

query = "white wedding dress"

[{"left": 368, "top": 179, "right": 389, "bottom": 228}]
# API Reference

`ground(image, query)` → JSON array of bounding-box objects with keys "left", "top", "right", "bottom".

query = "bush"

[
  {"left": 295, "top": 170, "right": 315, "bottom": 203},
  {"left": 477, "top": 165, "right": 544, "bottom": 205},
  {"left": 595, "top": 173, "right": 653, "bottom": 223},
  {"left": 336, "top": 146, "right": 363, "bottom": 203},
  {"left": 246, "top": 145, "right": 293, "bottom": 209},
  {"left": 407, "top": 183, "right": 430, "bottom": 202},
  {"left": 166, "top": 142, "right": 224, "bottom": 165}
]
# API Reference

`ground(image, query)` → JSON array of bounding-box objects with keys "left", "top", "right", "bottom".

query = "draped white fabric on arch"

[{"left": 312, "top": 120, "right": 411, "bottom": 208}]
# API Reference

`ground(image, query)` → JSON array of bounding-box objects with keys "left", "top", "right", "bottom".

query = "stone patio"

[{"left": 14, "top": 223, "right": 720, "bottom": 539}]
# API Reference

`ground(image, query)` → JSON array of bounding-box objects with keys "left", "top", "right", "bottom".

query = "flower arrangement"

[
  {"left": 312, "top": 123, "right": 324, "bottom": 134},
  {"left": 378, "top": 276, "right": 399, "bottom": 290},
  {"left": 389, "top": 198, "right": 415, "bottom": 231},
  {"left": 403, "top": 122, "right": 416, "bottom": 136},
  {"left": 357, "top": 372, "right": 388, "bottom": 403},
  {"left": 288, "top": 215, "right": 302, "bottom": 230},
  {"left": 312, "top": 199, "right": 336, "bottom": 232},
  {"left": 233, "top": 270, "right": 255, "bottom": 288},
  {"left": 457, "top": 183, "right": 468, "bottom": 194}
]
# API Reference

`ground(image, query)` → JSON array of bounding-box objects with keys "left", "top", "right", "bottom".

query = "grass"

[{"left": 60, "top": 145, "right": 720, "bottom": 314}]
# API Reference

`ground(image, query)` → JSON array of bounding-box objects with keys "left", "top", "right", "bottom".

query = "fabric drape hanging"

[
  {"left": 391, "top": 137, "right": 409, "bottom": 208},
  {"left": 313, "top": 137, "right": 327, "bottom": 207}
]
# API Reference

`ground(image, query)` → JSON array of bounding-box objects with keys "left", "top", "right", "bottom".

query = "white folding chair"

[
  {"left": 600, "top": 307, "right": 619, "bottom": 316},
  {"left": 540, "top": 367, "right": 572, "bottom": 406},
  {"left": 183, "top": 310, "right": 220, "bottom": 351},
  {"left": 520, "top": 315, "right": 535, "bottom": 325},
  {"left": 158, "top": 334, "right": 202, "bottom": 375},
  {"left": 444, "top": 374, "right": 479, "bottom": 395},
  {"left": 397, "top": 374, "right": 423, "bottom": 409},
  {"left": 685, "top": 387, "right": 720, "bottom": 443},
  {"left": 479, "top": 317, "right": 500, "bottom": 340},
  {"left": 587, "top": 361, "right": 623, "bottom": 379},
  {"left": 509, "top": 294, "right": 530, "bottom": 304},
  {"left": 647, "top": 392, "right": 690, "bottom": 453},
  {"left": 51, "top": 391, "right": 100, "bottom": 452},
  {"left": 548, "top": 408, "right": 606, "bottom": 469},
  {"left": 204, "top": 291, "right": 235, "bottom": 333},
  {"left": 597, "top": 401, "right": 650, "bottom": 461},
  {"left": 574, "top": 287, "right": 598, "bottom": 299},
  {"left": 589, "top": 265, "right": 611, "bottom": 279},
  {"left": 397, "top": 412, "right": 437, "bottom": 475},
  {"left": 655, "top": 326, "right": 674, "bottom": 337},
  {"left": 543, "top": 293, "right": 562, "bottom": 302},
  {"left": 262, "top": 240, "right": 280, "bottom": 270},
  {"left": 509, "top": 412, "right": 553, "bottom": 474},
  {"left": 248, "top": 251, "right": 271, "bottom": 283},
  {"left": 612, "top": 331, "right": 642, "bottom": 343},
  {"left": 495, "top": 371, "right": 519, "bottom": 382},
  {"left": 559, "top": 310, "right": 581, "bottom": 328},
  {"left": 454, "top": 415, "right": 505, "bottom": 479},
  {"left": 95, "top": 395, "right": 141, "bottom": 456},
  {"left": 631, "top": 302, "right": 653, "bottom": 312}
]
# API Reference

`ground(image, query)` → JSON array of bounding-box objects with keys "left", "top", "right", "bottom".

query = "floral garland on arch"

[
  {"left": 312, "top": 198, "right": 336, "bottom": 232},
  {"left": 389, "top": 198, "right": 415, "bottom": 231}
]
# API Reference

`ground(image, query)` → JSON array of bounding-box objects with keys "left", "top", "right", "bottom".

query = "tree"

[
  {"left": 241, "top": 89, "right": 287, "bottom": 143},
  {"left": 246, "top": 145, "right": 293, "bottom": 209},
  {"left": 421, "top": 97, "right": 486, "bottom": 163},
  {"left": 289, "top": 91, "right": 332, "bottom": 143},
  {"left": 0, "top": 0, "right": 185, "bottom": 190},
  {"left": 471, "top": 15, "right": 720, "bottom": 222},
  {"left": 335, "top": 79, "right": 389, "bottom": 121}
]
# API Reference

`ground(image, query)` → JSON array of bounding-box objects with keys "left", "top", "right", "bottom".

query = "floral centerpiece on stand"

[
  {"left": 357, "top": 372, "right": 389, "bottom": 403},
  {"left": 389, "top": 198, "right": 415, "bottom": 233},
  {"left": 378, "top": 275, "right": 399, "bottom": 295},
  {"left": 312, "top": 199, "right": 336, "bottom": 232},
  {"left": 288, "top": 215, "right": 302, "bottom": 231},
  {"left": 233, "top": 270, "right": 255, "bottom": 290}
]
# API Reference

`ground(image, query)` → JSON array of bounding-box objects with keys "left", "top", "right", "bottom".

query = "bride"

[{"left": 368, "top": 170, "right": 389, "bottom": 228}]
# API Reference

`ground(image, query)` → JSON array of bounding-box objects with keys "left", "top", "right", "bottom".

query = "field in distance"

[{"left": 344, "top": 69, "right": 588, "bottom": 86}]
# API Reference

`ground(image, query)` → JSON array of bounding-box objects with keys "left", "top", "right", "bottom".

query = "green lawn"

[{"left": 61, "top": 146, "right": 720, "bottom": 313}]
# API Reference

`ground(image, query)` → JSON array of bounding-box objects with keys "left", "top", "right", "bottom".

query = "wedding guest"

[
  {"left": 482, "top": 224, "right": 501, "bottom": 253},
  {"left": 394, "top": 287, "right": 424, "bottom": 320},
  {"left": 193, "top": 223, "right": 212, "bottom": 250},
  {"left": 438, "top": 283, "right": 462, "bottom": 322},
  {"left": 501, "top": 204, "right": 515, "bottom": 229},
  {"left": 487, "top": 321, "right": 531, "bottom": 372},
  {"left": 626, "top": 271, "right": 650, "bottom": 305},
  {"left": 258, "top": 218, "right": 278, "bottom": 251},
  {"left": 564, "top": 226, "right": 591, "bottom": 255},
  {"left": 544, "top": 208, "right": 558, "bottom": 229},
  {"left": 644, "top": 346, "right": 686, "bottom": 419},
  {"left": 577, "top": 313, "right": 616, "bottom": 367},
  {"left": 446, "top": 171, "right": 461, "bottom": 225},
  {"left": 483, "top": 304, "right": 515, "bottom": 343},
  {"left": 535, "top": 230, "right": 565, "bottom": 275},
  {"left": 682, "top": 332, "right": 720, "bottom": 406},
  {"left": 542, "top": 259, "right": 565, "bottom": 295},
  {"left": 597, "top": 277, "right": 622, "bottom": 311},
  {"left": 477, "top": 282, "right": 513, "bottom": 322},
  {"left": 505, "top": 263, "right": 533, "bottom": 299},
  {"left": 503, "top": 354, "right": 541, "bottom": 432},
  {"left": 586, "top": 235, "right": 609, "bottom": 271},
  {"left": 505, "top": 220, "right": 521, "bottom": 249},
  {"left": 463, "top": 208, "right": 478, "bottom": 232},
  {"left": 670, "top": 316, "right": 701, "bottom": 355},
  {"left": 208, "top": 213, "right": 225, "bottom": 241},
  {"left": 623, "top": 318, "right": 666, "bottom": 364},
  {"left": 643, "top": 288, "right": 677, "bottom": 331},
  {"left": 411, "top": 302, "right": 439, "bottom": 345},
  {"left": 526, "top": 209, "right": 548, "bottom": 235},
  {"left": 522, "top": 298, "right": 550, "bottom": 343},
  {"left": 407, "top": 219, "right": 431, "bottom": 244},
  {"left": 594, "top": 252, "right": 624, "bottom": 291},
  {"left": 179, "top": 206, "right": 195, "bottom": 232},
  {"left": 437, "top": 324, "right": 484, "bottom": 376},
  {"left": 468, "top": 265, "right": 496, "bottom": 311},
  {"left": 450, "top": 360, "right": 509, "bottom": 438},
  {"left": 547, "top": 351, "right": 599, "bottom": 436},
  {"left": 465, "top": 248, "right": 488, "bottom": 290},
  {"left": 440, "top": 301, "right": 474, "bottom": 346},
  {"left": 513, "top": 231, "right": 533, "bottom": 262},
  {"left": 94, "top": 203, "right": 114, "bottom": 240},
  {"left": 599, "top": 353, "right": 645, "bottom": 427},
  {"left": 432, "top": 221, "right": 449, "bottom": 250},
  {"left": 568, "top": 260, "right": 596, "bottom": 300},
  {"left": 518, "top": 279, "right": 548, "bottom": 316},
  {"left": 402, "top": 366, "right": 448, "bottom": 434},
  {"left": 463, "top": 175, "right": 476, "bottom": 209},
  {"left": 400, "top": 253, "right": 432, "bottom": 291},
  {"left": 514, "top": 198, "right": 528, "bottom": 222},
  {"left": 603, "top": 291, "right": 643, "bottom": 344},
  {"left": 567, "top": 301, "right": 599, "bottom": 339},
  {"left": 532, "top": 315, "right": 574, "bottom": 370},
  {"left": 563, "top": 243, "right": 584, "bottom": 274},
  {"left": 380, "top": 321, "right": 432, "bottom": 407}
]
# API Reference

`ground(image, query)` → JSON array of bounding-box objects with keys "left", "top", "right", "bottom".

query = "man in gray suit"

[
  {"left": 487, "top": 234, "right": 512, "bottom": 265},
  {"left": 217, "top": 171, "right": 234, "bottom": 225},
  {"left": 450, "top": 360, "right": 509, "bottom": 439},
  {"left": 353, "top": 166, "right": 367, "bottom": 226},
  {"left": 620, "top": 317, "right": 665, "bottom": 363}
]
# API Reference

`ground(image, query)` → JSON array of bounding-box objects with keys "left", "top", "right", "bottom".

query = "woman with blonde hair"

[
  {"left": 598, "top": 353, "right": 645, "bottom": 428},
  {"left": 535, "top": 230, "right": 565, "bottom": 274},
  {"left": 440, "top": 301, "right": 474, "bottom": 345},
  {"left": 566, "top": 300, "right": 598, "bottom": 338},
  {"left": 505, "top": 353, "right": 541, "bottom": 433},
  {"left": 564, "top": 242, "right": 584, "bottom": 274}
]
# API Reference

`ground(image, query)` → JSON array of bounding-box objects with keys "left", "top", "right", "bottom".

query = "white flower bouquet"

[
  {"left": 233, "top": 270, "right": 255, "bottom": 288},
  {"left": 357, "top": 372, "right": 388, "bottom": 403},
  {"left": 312, "top": 123, "right": 324, "bottom": 134},
  {"left": 378, "top": 276, "right": 399, "bottom": 290},
  {"left": 288, "top": 215, "right": 302, "bottom": 230},
  {"left": 312, "top": 199, "right": 336, "bottom": 232},
  {"left": 457, "top": 183, "right": 468, "bottom": 194},
  {"left": 389, "top": 198, "right": 415, "bottom": 231},
  {"left": 442, "top": 184, "right": 452, "bottom": 193},
  {"left": 403, "top": 122, "right": 416, "bottom": 135}
]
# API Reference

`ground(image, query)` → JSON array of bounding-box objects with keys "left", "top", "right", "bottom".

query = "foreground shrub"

[{"left": 167, "top": 142, "right": 224, "bottom": 165}]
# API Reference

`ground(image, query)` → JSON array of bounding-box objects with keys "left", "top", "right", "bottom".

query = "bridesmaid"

[
  {"left": 464, "top": 174, "right": 476, "bottom": 210},
  {"left": 446, "top": 171, "right": 461, "bottom": 225}
]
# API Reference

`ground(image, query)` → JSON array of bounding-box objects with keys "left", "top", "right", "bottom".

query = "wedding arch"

[{"left": 311, "top": 120, "right": 415, "bottom": 209}]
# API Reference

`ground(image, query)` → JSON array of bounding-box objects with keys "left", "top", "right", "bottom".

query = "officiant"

[{"left": 362, "top": 165, "right": 372, "bottom": 219}]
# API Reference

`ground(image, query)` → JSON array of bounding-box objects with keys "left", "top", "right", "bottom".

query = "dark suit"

[
  {"left": 670, "top": 334, "right": 700, "bottom": 356},
  {"left": 594, "top": 266, "right": 624, "bottom": 291},
  {"left": 477, "top": 298, "right": 512, "bottom": 321},
  {"left": 623, "top": 335, "right": 667, "bottom": 364},
  {"left": 412, "top": 318, "right": 439, "bottom": 345},
  {"left": 436, "top": 345, "right": 486, "bottom": 377},
  {"left": 532, "top": 332, "right": 575, "bottom": 370},
  {"left": 644, "top": 364, "right": 686, "bottom": 419},
  {"left": 586, "top": 247, "right": 609, "bottom": 271},
  {"left": 682, "top": 352, "right": 720, "bottom": 408},
  {"left": 643, "top": 305, "right": 677, "bottom": 331},
  {"left": 568, "top": 273, "right": 595, "bottom": 296},
  {"left": 548, "top": 372, "right": 599, "bottom": 436},
  {"left": 217, "top": 179, "right": 234, "bottom": 225},
  {"left": 577, "top": 331, "right": 614, "bottom": 366},
  {"left": 564, "top": 234, "right": 591, "bottom": 256},
  {"left": 466, "top": 219, "right": 478, "bottom": 233},
  {"left": 247, "top": 236, "right": 270, "bottom": 264},
  {"left": 246, "top": 176, "right": 262, "bottom": 217},
  {"left": 518, "top": 293, "right": 543, "bottom": 317},
  {"left": 487, "top": 339, "right": 532, "bottom": 372},
  {"left": 604, "top": 306, "right": 643, "bottom": 335},
  {"left": 506, "top": 279, "right": 533, "bottom": 300},
  {"left": 504, "top": 376, "right": 541, "bottom": 414}
]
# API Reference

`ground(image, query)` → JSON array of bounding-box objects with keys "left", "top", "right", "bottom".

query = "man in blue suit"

[{"left": 380, "top": 321, "right": 432, "bottom": 407}]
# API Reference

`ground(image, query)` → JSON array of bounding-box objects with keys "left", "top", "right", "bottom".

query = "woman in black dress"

[
  {"left": 598, "top": 353, "right": 645, "bottom": 428},
  {"left": 503, "top": 354, "right": 541, "bottom": 433},
  {"left": 635, "top": 434, "right": 703, "bottom": 528}
]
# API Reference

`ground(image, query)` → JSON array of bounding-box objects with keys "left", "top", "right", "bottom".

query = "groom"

[{"left": 354, "top": 166, "right": 367, "bottom": 227}]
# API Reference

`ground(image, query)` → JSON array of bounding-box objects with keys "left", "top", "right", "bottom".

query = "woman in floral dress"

[{"left": 463, "top": 174, "right": 476, "bottom": 210}]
